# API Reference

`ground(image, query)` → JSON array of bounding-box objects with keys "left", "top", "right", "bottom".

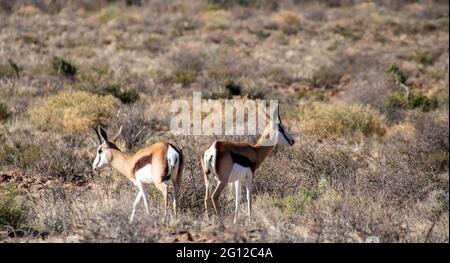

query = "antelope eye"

[{"left": 98, "top": 149, "right": 103, "bottom": 154}]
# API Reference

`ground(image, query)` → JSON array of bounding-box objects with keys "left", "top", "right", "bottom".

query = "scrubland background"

[{"left": 0, "top": 0, "right": 448, "bottom": 243}]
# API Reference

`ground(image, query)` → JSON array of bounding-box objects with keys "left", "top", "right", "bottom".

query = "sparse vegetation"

[
  {"left": 0, "top": 0, "right": 448, "bottom": 243},
  {"left": 312, "top": 66, "right": 343, "bottom": 89}
]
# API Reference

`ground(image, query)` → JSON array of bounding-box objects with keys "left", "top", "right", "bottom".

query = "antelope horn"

[{"left": 110, "top": 125, "right": 123, "bottom": 142}]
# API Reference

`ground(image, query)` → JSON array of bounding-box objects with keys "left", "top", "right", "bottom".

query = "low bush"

[
  {"left": 0, "top": 187, "right": 27, "bottom": 230},
  {"left": 302, "top": 103, "right": 386, "bottom": 138},
  {"left": 0, "top": 101, "right": 9, "bottom": 122},
  {"left": 32, "top": 141, "right": 93, "bottom": 183},
  {"left": 103, "top": 84, "right": 139, "bottom": 104},
  {"left": 0, "top": 137, "right": 43, "bottom": 169},
  {"left": 52, "top": 57, "right": 77, "bottom": 77},
  {"left": 385, "top": 91, "right": 438, "bottom": 112},
  {"left": 273, "top": 188, "right": 319, "bottom": 214},
  {"left": 200, "top": 10, "right": 233, "bottom": 31},
  {"left": 312, "top": 66, "right": 343, "bottom": 89},
  {"left": 272, "top": 11, "right": 301, "bottom": 34},
  {"left": 29, "top": 91, "right": 119, "bottom": 134},
  {"left": 167, "top": 48, "right": 205, "bottom": 87}
]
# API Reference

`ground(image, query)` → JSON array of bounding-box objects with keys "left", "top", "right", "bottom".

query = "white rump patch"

[
  {"left": 135, "top": 164, "right": 153, "bottom": 184},
  {"left": 227, "top": 163, "right": 251, "bottom": 183},
  {"left": 167, "top": 145, "right": 179, "bottom": 177}
]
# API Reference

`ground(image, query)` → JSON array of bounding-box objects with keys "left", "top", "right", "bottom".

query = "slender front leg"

[
  {"left": 245, "top": 172, "right": 253, "bottom": 223},
  {"left": 204, "top": 177, "right": 211, "bottom": 220},
  {"left": 130, "top": 191, "right": 143, "bottom": 223},
  {"left": 136, "top": 181, "right": 149, "bottom": 214},
  {"left": 234, "top": 180, "right": 241, "bottom": 224}
]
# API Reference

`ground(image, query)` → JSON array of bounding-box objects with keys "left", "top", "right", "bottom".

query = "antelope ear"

[
  {"left": 98, "top": 125, "right": 108, "bottom": 143},
  {"left": 110, "top": 125, "right": 122, "bottom": 142},
  {"left": 93, "top": 126, "right": 102, "bottom": 144}
]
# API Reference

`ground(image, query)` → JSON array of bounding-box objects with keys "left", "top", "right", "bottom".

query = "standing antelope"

[
  {"left": 201, "top": 106, "right": 295, "bottom": 224},
  {"left": 92, "top": 126, "right": 183, "bottom": 223}
]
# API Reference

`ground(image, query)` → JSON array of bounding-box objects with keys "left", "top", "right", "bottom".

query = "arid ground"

[{"left": 0, "top": 0, "right": 448, "bottom": 242}]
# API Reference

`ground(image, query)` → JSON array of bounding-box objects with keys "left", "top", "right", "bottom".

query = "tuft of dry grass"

[
  {"left": 199, "top": 10, "right": 233, "bottom": 30},
  {"left": 29, "top": 91, "right": 119, "bottom": 134},
  {"left": 272, "top": 10, "right": 301, "bottom": 34}
]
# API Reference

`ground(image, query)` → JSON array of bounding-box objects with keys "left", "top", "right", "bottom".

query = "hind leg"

[
  {"left": 172, "top": 182, "right": 179, "bottom": 217},
  {"left": 155, "top": 182, "right": 168, "bottom": 222}
]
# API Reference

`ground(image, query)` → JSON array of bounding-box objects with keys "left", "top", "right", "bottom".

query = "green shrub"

[
  {"left": 0, "top": 59, "right": 20, "bottom": 78},
  {"left": 303, "top": 103, "right": 386, "bottom": 138},
  {"left": 245, "top": 86, "right": 268, "bottom": 99},
  {"left": 312, "top": 67, "right": 342, "bottom": 89},
  {"left": 0, "top": 101, "right": 9, "bottom": 121},
  {"left": 52, "top": 57, "right": 77, "bottom": 77},
  {"left": 0, "top": 143, "right": 43, "bottom": 169},
  {"left": 273, "top": 189, "right": 319, "bottom": 214},
  {"left": 206, "top": 0, "right": 278, "bottom": 9},
  {"left": 104, "top": 84, "right": 139, "bottom": 104},
  {"left": 385, "top": 91, "right": 438, "bottom": 112},
  {"left": 0, "top": 187, "right": 27, "bottom": 229},
  {"left": 408, "top": 49, "right": 440, "bottom": 65},
  {"left": 332, "top": 25, "right": 362, "bottom": 40},
  {"left": 297, "top": 90, "right": 327, "bottom": 102},
  {"left": 173, "top": 70, "right": 198, "bottom": 87},
  {"left": 206, "top": 80, "right": 268, "bottom": 99}
]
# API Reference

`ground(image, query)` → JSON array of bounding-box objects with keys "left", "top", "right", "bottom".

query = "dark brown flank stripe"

[{"left": 132, "top": 154, "right": 152, "bottom": 176}]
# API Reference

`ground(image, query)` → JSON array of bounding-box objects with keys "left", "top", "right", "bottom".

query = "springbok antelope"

[
  {"left": 91, "top": 126, "right": 183, "bottom": 223},
  {"left": 201, "top": 106, "right": 295, "bottom": 224}
]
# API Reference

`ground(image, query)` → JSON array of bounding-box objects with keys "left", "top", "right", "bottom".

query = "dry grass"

[
  {"left": 302, "top": 103, "right": 386, "bottom": 139},
  {"left": 0, "top": 0, "right": 448, "bottom": 243}
]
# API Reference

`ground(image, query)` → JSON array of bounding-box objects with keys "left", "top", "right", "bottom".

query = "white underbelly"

[
  {"left": 227, "top": 164, "right": 250, "bottom": 183},
  {"left": 135, "top": 164, "right": 153, "bottom": 184}
]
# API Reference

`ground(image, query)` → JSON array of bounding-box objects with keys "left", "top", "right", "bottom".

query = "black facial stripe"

[{"left": 278, "top": 125, "right": 290, "bottom": 142}]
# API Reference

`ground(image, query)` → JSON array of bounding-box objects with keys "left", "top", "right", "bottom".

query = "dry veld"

[{"left": 0, "top": 0, "right": 449, "bottom": 243}]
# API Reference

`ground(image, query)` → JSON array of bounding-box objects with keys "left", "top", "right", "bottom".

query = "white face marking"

[
  {"left": 135, "top": 164, "right": 153, "bottom": 184},
  {"left": 273, "top": 123, "right": 295, "bottom": 146},
  {"left": 92, "top": 146, "right": 110, "bottom": 171},
  {"left": 227, "top": 164, "right": 251, "bottom": 183}
]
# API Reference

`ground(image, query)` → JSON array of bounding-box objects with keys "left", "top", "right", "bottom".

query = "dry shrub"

[
  {"left": 272, "top": 10, "right": 301, "bottom": 34},
  {"left": 199, "top": 10, "right": 233, "bottom": 30},
  {"left": 113, "top": 103, "right": 164, "bottom": 151},
  {"left": 32, "top": 139, "right": 94, "bottom": 184},
  {"left": 166, "top": 47, "right": 206, "bottom": 86},
  {"left": 302, "top": 103, "right": 386, "bottom": 138},
  {"left": 29, "top": 91, "right": 119, "bottom": 134}
]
